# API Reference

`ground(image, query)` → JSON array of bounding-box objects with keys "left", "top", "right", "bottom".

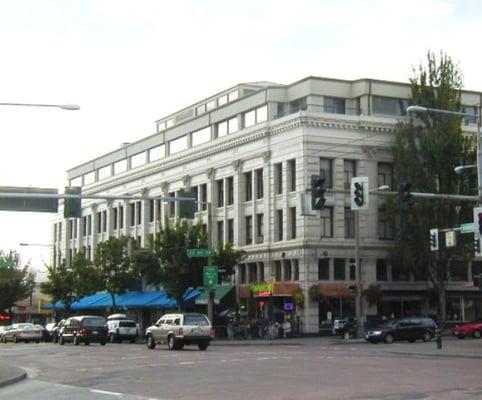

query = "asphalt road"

[{"left": 1, "top": 338, "right": 481, "bottom": 399}]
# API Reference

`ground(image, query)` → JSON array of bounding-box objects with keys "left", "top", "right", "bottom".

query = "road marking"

[
  {"left": 179, "top": 361, "right": 196, "bottom": 365},
  {"left": 90, "top": 389, "right": 123, "bottom": 396}
]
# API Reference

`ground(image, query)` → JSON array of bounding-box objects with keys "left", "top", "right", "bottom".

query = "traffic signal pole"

[{"left": 355, "top": 211, "right": 363, "bottom": 339}]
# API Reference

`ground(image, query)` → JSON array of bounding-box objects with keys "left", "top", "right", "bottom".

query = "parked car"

[
  {"left": 332, "top": 317, "right": 357, "bottom": 337},
  {"left": 365, "top": 317, "right": 437, "bottom": 344},
  {"left": 1, "top": 323, "right": 44, "bottom": 343},
  {"left": 51, "top": 319, "right": 65, "bottom": 343},
  {"left": 59, "top": 316, "right": 108, "bottom": 346},
  {"left": 0, "top": 325, "right": 11, "bottom": 341},
  {"left": 452, "top": 320, "right": 482, "bottom": 339},
  {"left": 35, "top": 324, "right": 50, "bottom": 342},
  {"left": 106, "top": 314, "right": 139, "bottom": 343},
  {"left": 145, "top": 313, "right": 214, "bottom": 351}
]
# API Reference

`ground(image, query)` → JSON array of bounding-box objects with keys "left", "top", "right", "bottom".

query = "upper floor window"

[
  {"left": 206, "top": 100, "right": 216, "bottom": 111},
  {"left": 149, "top": 144, "right": 166, "bottom": 161},
  {"left": 70, "top": 176, "right": 82, "bottom": 187},
  {"left": 378, "top": 162, "right": 393, "bottom": 189},
  {"left": 318, "top": 259, "right": 329, "bottom": 280},
  {"left": 245, "top": 172, "right": 253, "bottom": 201},
  {"left": 320, "top": 207, "right": 333, "bottom": 238},
  {"left": 462, "top": 105, "right": 478, "bottom": 124},
  {"left": 130, "top": 152, "right": 146, "bottom": 169},
  {"left": 192, "top": 126, "right": 211, "bottom": 147},
  {"left": 196, "top": 104, "right": 205, "bottom": 115},
  {"left": 256, "top": 169, "right": 264, "bottom": 199},
  {"left": 344, "top": 207, "right": 355, "bottom": 239},
  {"left": 84, "top": 171, "right": 95, "bottom": 185},
  {"left": 227, "top": 177, "right": 234, "bottom": 205},
  {"left": 216, "top": 179, "right": 224, "bottom": 207},
  {"left": 97, "top": 165, "right": 111, "bottom": 180},
  {"left": 114, "top": 159, "right": 127, "bottom": 175},
  {"left": 373, "top": 96, "right": 408, "bottom": 116},
  {"left": 218, "top": 95, "right": 228, "bottom": 106},
  {"left": 228, "top": 91, "right": 239, "bottom": 102},
  {"left": 244, "top": 105, "right": 268, "bottom": 128},
  {"left": 275, "top": 163, "right": 283, "bottom": 194},
  {"left": 378, "top": 207, "right": 394, "bottom": 240},
  {"left": 288, "top": 159, "right": 296, "bottom": 192},
  {"left": 324, "top": 97, "right": 345, "bottom": 114},
  {"left": 319, "top": 158, "right": 333, "bottom": 188},
  {"left": 376, "top": 259, "right": 388, "bottom": 281},
  {"left": 169, "top": 135, "right": 188, "bottom": 155}
]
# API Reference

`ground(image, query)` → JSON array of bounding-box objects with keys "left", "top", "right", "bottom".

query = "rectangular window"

[
  {"left": 136, "top": 201, "right": 142, "bottom": 225},
  {"left": 119, "top": 206, "right": 124, "bottom": 229},
  {"left": 244, "top": 109, "right": 256, "bottom": 127},
  {"left": 245, "top": 172, "right": 252, "bottom": 201},
  {"left": 206, "top": 100, "right": 216, "bottom": 111},
  {"left": 191, "top": 186, "right": 199, "bottom": 213},
  {"left": 113, "top": 208, "right": 118, "bottom": 229},
  {"left": 169, "top": 136, "right": 188, "bottom": 155},
  {"left": 166, "top": 119, "right": 174, "bottom": 128},
  {"left": 169, "top": 192, "right": 175, "bottom": 217},
  {"left": 256, "top": 213, "right": 264, "bottom": 243},
  {"left": 98, "top": 165, "right": 111, "bottom": 180},
  {"left": 284, "top": 262, "right": 292, "bottom": 281},
  {"left": 334, "top": 258, "right": 346, "bottom": 281},
  {"left": 200, "top": 184, "right": 207, "bottom": 211},
  {"left": 149, "top": 144, "right": 165, "bottom": 161},
  {"left": 246, "top": 216, "right": 253, "bottom": 245},
  {"left": 130, "top": 204, "right": 136, "bottom": 227},
  {"left": 69, "top": 220, "right": 74, "bottom": 239},
  {"left": 84, "top": 171, "right": 95, "bottom": 185},
  {"left": 376, "top": 259, "right": 388, "bottom": 281},
  {"left": 378, "top": 207, "right": 394, "bottom": 240},
  {"left": 82, "top": 216, "right": 87, "bottom": 237},
  {"left": 217, "top": 221, "right": 224, "bottom": 245},
  {"left": 462, "top": 105, "right": 478, "bottom": 124},
  {"left": 275, "top": 163, "right": 282, "bottom": 194},
  {"left": 256, "top": 169, "right": 263, "bottom": 199},
  {"left": 196, "top": 104, "right": 205, "bottom": 115},
  {"left": 345, "top": 208, "right": 355, "bottom": 239},
  {"left": 217, "top": 120, "right": 228, "bottom": 138},
  {"left": 114, "top": 159, "right": 127, "bottom": 175},
  {"left": 70, "top": 176, "right": 82, "bottom": 187},
  {"left": 130, "top": 152, "right": 146, "bottom": 169},
  {"left": 149, "top": 199, "right": 154, "bottom": 222},
  {"left": 377, "top": 162, "right": 393, "bottom": 189},
  {"left": 343, "top": 160, "right": 356, "bottom": 190},
  {"left": 58, "top": 222, "right": 62, "bottom": 241},
  {"left": 97, "top": 211, "right": 102, "bottom": 233},
  {"left": 226, "top": 177, "right": 234, "bottom": 205},
  {"left": 320, "top": 207, "right": 333, "bottom": 238},
  {"left": 101, "top": 210, "right": 106, "bottom": 232},
  {"left": 228, "top": 117, "right": 238, "bottom": 133},
  {"left": 276, "top": 209, "right": 283, "bottom": 241},
  {"left": 373, "top": 96, "right": 408, "bottom": 116},
  {"left": 227, "top": 219, "right": 234, "bottom": 244},
  {"left": 324, "top": 97, "right": 346, "bottom": 114},
  {"left": 228, "top": 91, "right": 239, "bottom": 102},
  {"left": 288, "top": 159, "right": 296, "bottom": 192},
  {"left": 218, "top": 95, "right": 228, "bottom": 106},
  {"left": 275, "top": 261, "right": 282, "bottom": 281},
  {"left": 290, "top": 207, "right": 296, "bottom": 239},
  {"left": 318, "top": 259, "right": 329, "bottom": 280},
  {"left": 238, "top": 264, "right": 246, "bottom": 284},
  {"left": 349, "top": 259, "right": 356, "bottom": 281},
  {"left": 192, "top": 126, "right": 211, "bottom": 146},
  {"left": 319, "top": 158, "right": 333, "bottom": 188},
  {"left": 256, "top": 105, "right": 268, "bottom": 122},
  {"left": 216, "top": 179, "right": 224, "bottom": 207}
]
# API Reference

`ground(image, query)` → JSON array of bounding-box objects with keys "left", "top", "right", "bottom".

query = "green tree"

[
  {"left": 212, "top": 243, "right": 246, "bottom": 283},
  {"left": 41, "top": 253, "right": 101, "bottom": 314},
  {"left": 389, "top": 51, "right": 476, "bottom": 327},
  {"left": 0, "top": 250, "right": 35, "bottom": 318},
  {"left": 150, "top": 219, "right": 207, "bottom": 310},
  {"left": 93, "top": 236, "right": 136, "bottom": 311}
]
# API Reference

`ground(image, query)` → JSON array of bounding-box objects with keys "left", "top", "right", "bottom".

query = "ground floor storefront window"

[{"left": 318, "top": 297, "right": 355, "bottom": 333}]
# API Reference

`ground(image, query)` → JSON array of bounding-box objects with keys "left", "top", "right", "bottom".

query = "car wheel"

[
  {"left": 59, "top": 336, "right": 65, "bottom": 345},
  {"left": 383, "top": 333, "right": 394, "bottom": 344},
  {"left": 73, "top": 336, "right": 80, "bottom": 346},
  {"left": 52, "top": 335, "right": 58, "bottom": 344},
  {"left": 167, "top": 335, "right": 176, "bottom": 350},
  {"left": 100, "top": 341, "right": 106, "bottom": 346},
  {"left": 408, "top": 339, "right": 415, "bottom": 343},
  {"left": 109, "top": 333, "right": 116, "bottom": 344},
  {"left": 457, "top": 334, "right": 465, "bottom": 339},
  {"left": 84, "top": 341, "right": 90, "bottom": 346},
  {"left": 146, "top": 335, "right": 156, "bottom": 350},
  {"left": 473, "top": 330, "right": 481, "bottom": 339},
  {"left": 130, "top": 338, "right": 136, "bottom": 344},
  {"left": 422, "top": 331, "right": 432, "bottom": 342},
  {"left": 198, "top": 342, "right": 208, "bottom": 351}
]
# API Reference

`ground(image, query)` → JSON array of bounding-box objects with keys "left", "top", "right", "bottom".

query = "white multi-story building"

[{"left": 52, "top": 76, "right": 482, "bottom": 333}]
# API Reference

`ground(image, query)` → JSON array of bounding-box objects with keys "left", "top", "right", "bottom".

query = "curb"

[
  {"left": 212, "top": 341, "right": 303, "bottom": 346},
  {"left": 0, "top": 367, "right": 27, "bottom": 388},
  {"left": 383, "top": 350, "right": 482, "bottom": 360}
]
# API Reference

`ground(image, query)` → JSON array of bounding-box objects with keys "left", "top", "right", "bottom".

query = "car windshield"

[
  {"left": 14, "top": 323, "right": 35, "bottom": 329},
  {"left": 82, "top": 318, "right": 106, "bottom": 327},
  {"left": 184, "top": 315, "right": 209, "bottom": 326},
  {"left": 380, "top": 320, "right": 396, "bottom": 328},
  {"left": 119, "top": 321, "right": 137, "bottom": 328}
]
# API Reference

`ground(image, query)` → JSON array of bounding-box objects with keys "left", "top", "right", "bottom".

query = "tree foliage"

[
  {"left": 212, "top": 243, "right": 246, "bottom": 283},
  {"left": 93, "top": 236, "right": 136, "bottom": 310},
  {"left": 388, "top": 51, "right": 477, "bottom": 326},
  {"left": 0, "top": 250, "right": 35, "bottom": 316}
]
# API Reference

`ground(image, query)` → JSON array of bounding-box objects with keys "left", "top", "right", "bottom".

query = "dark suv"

[
  {"left": 365, "top": 317, "right": 437, "bottom": 344},
  {"left": 59, "top": 316, "right": 108, "bottom": 346}
]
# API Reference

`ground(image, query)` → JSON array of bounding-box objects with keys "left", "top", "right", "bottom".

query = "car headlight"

[{"left": 372, "top": 330, "right": 382, "bottom": 335}]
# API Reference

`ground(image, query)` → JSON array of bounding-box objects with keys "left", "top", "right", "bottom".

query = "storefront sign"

[
  {"left": 249, "top": 282, "right": 273, "bottom": 296},
  {"left": 284, "top": 302, "right": 294, "bottom": 311}
]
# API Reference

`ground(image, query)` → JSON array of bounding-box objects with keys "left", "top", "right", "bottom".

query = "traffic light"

[
  {"left": 64, "top": 186, "right": 82, "bottom": 218},
  {"left": 311, "top": 175, "right": 326, "bottom": 210},
  {"left": 178, "top": 188, "right": 196, "bottom": 219},
  {"left": 399, "top": 182, "right": 412, "bottom": 203},
  {"left": 473, "top": 207, "right": 482, "bottom": 239},
  {"left": 429, "top": 228, "right": 439, "bottom": 251},
  {"left": 353, "top": 182, "right": 364, "bottom": 207},
  {"left": 474, "top": 238, "right": 481, "bottom": 255},
  {"left": 350, "top": 177, "right": 369, "bottom": 210}
]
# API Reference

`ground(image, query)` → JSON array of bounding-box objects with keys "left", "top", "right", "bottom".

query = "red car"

[{"left": 453, "top": 321, "right": 482, "bottom": 339}]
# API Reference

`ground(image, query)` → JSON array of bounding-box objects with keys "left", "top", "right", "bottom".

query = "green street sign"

[
  {"left": 460, "top": 223, "right": 475, "bottom": 234},
  {"left": 203, "top": 265, "right": 218, "bottom": 287},
  {"left": 187, "top": 248, "right": 214, "bottom": 258}
]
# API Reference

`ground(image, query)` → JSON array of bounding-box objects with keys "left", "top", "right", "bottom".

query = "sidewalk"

[
  {"left": 211, "top": 335, "right": 362, "bottom": 346},
  {"left": 0, "top": 364, "right": 27, "bottom": 388}
]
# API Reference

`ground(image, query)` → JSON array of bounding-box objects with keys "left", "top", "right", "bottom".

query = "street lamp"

[
  {"left": 0, "top": 102, "right": 80, "bottom": 110},
  {"left": 407, "top": 105, "right": 481, "bottom": 204}
]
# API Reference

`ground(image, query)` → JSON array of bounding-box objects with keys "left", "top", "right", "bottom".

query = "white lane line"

[
  {"left": 90, "top": 389, "right": 123, "bottom": 396},
  {"left": 179, "top": 361, "right": 196, "bottom": 365}
]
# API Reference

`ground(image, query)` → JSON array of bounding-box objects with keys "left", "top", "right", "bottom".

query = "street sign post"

[
  {"left": 460, "top": 223, "right": 475, "bottom": 234},
  {"left": 187, "top": 248, "right": 214, "bottom": 258},
  {"left": 203, "top": 265, "right": 218, "bottom": 287}
]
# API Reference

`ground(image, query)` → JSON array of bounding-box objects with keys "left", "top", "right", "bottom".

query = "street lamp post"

[{"left": 407, "top": 105, "right": 481, "bottom": 204}]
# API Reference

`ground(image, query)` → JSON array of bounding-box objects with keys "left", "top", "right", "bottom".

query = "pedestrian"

[{"left": 227, "top": 319, "right": 234, "bottom": 340}]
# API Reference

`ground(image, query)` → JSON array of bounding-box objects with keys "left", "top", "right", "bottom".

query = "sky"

[{"left": 1, "top": 0, "right": 482, "bottom": 275}]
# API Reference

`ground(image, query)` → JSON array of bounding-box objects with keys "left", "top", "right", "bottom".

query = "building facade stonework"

[{"left": 52, "top": 77, "right": 482, "bottom": 333}]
